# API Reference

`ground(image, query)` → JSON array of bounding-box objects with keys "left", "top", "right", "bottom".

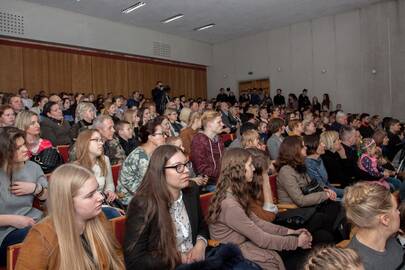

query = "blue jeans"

[
  {"left": 102, "top": 206, "right": 121, "bottom": 220},
  {"left": 332, "top": 187, "right": 345, "bottom": 199},
  {"left": 0, "top": 227, "right": 30, "bottom": 266},
  {"left": 387, "top": 177, "right": 402, "bottom": 191}
]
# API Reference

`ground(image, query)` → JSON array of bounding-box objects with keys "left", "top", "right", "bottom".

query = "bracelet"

[
  {"left": 35, "top": 185, "right": 44, "bottom": 198},
  {"left": 32, "top": 184, "right": 39, "bottom": 195}
]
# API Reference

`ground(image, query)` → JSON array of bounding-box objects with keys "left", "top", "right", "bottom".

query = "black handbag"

[
  {"left": 31, "top": 147, "right": 64, "bottom": 174},
  {"left": 301, "top": 176, "right": 324, "bottom": 195},
  {"left": 275, "top": 206, "right": 317, "bottom": 228}
]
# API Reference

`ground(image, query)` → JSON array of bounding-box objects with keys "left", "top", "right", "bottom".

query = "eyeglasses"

[
  {"left": 90, "top": 138, "right": 103, "bottom": 143},
  {"left": 153, "top": 132, "right": 168, "bottom": 137},
  {"left": 164, "top": 161, "right": 191, "bottom": 173}
]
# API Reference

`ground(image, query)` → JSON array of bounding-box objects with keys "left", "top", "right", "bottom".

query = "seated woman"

[
  {"left": 124, "top": 145, "right": 209, "bottom": 270},
  {"left": 276, "top": 135, "right": 342, "bottom": 244},
  {"left": 304, "top": 135, "right": 344, "bottom": 198},
  {"left": 75, "top": 129, "right": 121, "bottom": 219},
  {"left": 320, "top": 131, "right": 354, "bottom": 187},
  {"left": 344, "top": 182, "right": 404, "bottom": 270},
  {"left": 40, "top": 101, "right": 72, "bottom": 146},
  {"left": 208, "top": 148, "right": 312, "bottom": 270},
  {"left": 117, "top": 118, "right": 166, "bottom": 206},
  {"left": 123, "top": 108, "right": 141, "bottom": 142},
  {"left": 303, "top": 246, "right": 363, "bottom": 270},
  {"left": 179, "top": 112, "right": 202, "bottom": 157},
  {"left": 15, "top": 163, "right": 124, "bottom": 270},
  {"left": 246, "top": 148, "right": 278, "bottom": 222},
  {"left": 102, "top": 101, "right": 120, "bottom": 124},
  {"left": 70, "top": 101, "right": 97, "bottom": 139},
  {"left": 0, "top": 127, "right": 48, "bottom": 266}
]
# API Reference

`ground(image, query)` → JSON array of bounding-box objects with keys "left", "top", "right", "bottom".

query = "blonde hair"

[
  {"left": 304, "top": 246, "right": 363, "bottom": 270},
  {"left": 15, "top": 110, "right": 38, "bottom": 132},
  {"left": 48, "top": 164, "right": 124, "bottom": 270},
  {"left": 320, "top": 131, "right": 339, "bottom": 152},
  {"left": 179, "top": 108, "right": 192, "bottom": 125},
  {"left": 201, "top": 110, "right": 220, "bottom": 129},
  {"left": 241, "top": 129, "right": 259, "bottom": 148},
  {"left": 188, "top": 112, "right": 202, "bottom": 128},
  {"left": 123, "top": 108, "right": 137, "bottom": 127},
  {"left": 343, "top": 182, "right": 393, "bottom": 228},
  {"left": 75, "top": 102, "right": 96, "bottom": 123}
]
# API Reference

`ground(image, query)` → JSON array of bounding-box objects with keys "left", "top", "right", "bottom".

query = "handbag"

[
  {"left": 275, "top": 206, "right": 317, "bottom": 228},
  {"left": 31, "top": 147, "right": 64, "bottom": 174},
  {"left": 301, "top": 176, "right": 324, "bottom": 195}
]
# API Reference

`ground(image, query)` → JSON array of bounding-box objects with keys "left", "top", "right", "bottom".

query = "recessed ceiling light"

[
  {"left": 122, "top": 2, "right": 146, "bottom": 14},
  {"left": 194, "top": 23, "right": 216, "bottom": 31},
  {"left": 161, "top": 14, "right": 184, "bottom": 24}
]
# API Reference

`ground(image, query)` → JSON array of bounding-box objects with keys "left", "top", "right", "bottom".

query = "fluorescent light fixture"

[
  {"left": 122, "top": 2, "right": 146, "bottom": 14},
  {"left": 161, "top": 14, "right": 184, "bottom": 24},
  {"left": 194, "top": 23, "right": 215, "bottom": 31}
]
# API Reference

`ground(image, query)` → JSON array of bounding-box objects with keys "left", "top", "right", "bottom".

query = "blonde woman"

[
  {"left": 344, "top": 182, "right": 402, "bottom": 270},
  {"left": 123, "top": 108, "right": 141, "bottom": 141},
  {"left": 75, "top": 129, "right": 120, "bottom": 219},
  {"left": 303, "top": 246, "right": 364, "bottom": 270},
  {"left": 179, "top": 107, "right": 192, "bottom": 127},
  {"left": 179, "top": 112, "right": 202, "bottom": 157},
  {"left": 15, "top": 164, "right": 125, "bottom": 270},
  {"left": 71, "top": 101, "right": 97, "bottom": 139}
]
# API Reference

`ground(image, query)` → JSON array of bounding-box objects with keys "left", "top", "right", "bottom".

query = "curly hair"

[
  {"left": 275, "top": 135, "right": 306, "bottom": 173},
  {"left": 207, "top": 148, "right": 252, "bottom": 224}
]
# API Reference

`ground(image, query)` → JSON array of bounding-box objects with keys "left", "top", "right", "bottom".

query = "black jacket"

[
  {"left": 40, "top": 117, "right": 72, "bottom": 146},
  {"left": 124, "top": 184, "right": 209, "bottom": 270}
]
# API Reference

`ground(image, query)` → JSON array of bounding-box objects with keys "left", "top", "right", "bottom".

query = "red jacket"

[{"left": 191, "top": 132, "right": 224, "bottom": 184}]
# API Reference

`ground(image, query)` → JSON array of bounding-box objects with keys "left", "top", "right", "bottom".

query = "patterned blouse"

[
  {"left": 170, "top": 191, "right": 193, "bottom": 253},
  {"left": 117, "top": 147, "right": 150, "bottom": 205}
]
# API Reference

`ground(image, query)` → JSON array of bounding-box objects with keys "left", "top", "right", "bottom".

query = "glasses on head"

[
  {"left": 153, "top": 132, "right": 168, "bottom": 137},
  {"left": 90, "top": 138, "right": 103, "bottom": 143},
  {"left": 164, "top": 161, "right": 191, "bottom": 173}
]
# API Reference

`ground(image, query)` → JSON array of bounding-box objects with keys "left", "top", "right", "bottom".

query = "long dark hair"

[
  {"left": 246, "top": 148, "right": 269, "bottom": 202},
  {"left": 207, "top": 148, "right": 252, "bottom": 224},
  {"left": 0, "top": 127, "right": 26, "bottom": 175},
  {"left": 127, "top": 145, "right": 183, "bottom": 269},
  {"left": 275, "top": 135, "right": 306, "bottom": 174}
]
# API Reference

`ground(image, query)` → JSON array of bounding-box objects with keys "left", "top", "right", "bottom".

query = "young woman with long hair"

[
  {"left": 75, "top": 129, "right": 120, "bottom": 219},
  {"left": 124, "top": 145, "right": 209, "bottom": 270},
  {"left": 15, "top": 164, "right": 125, "bottom": 270},
  {"left": 0, "top": 127, "right": 48, "bottom": 266},
  {"left": 208, "top": 148, "right": 312, "bottom": 270},
  {"left": 123, "top": 108, "right": 141, "bottom": 141}
]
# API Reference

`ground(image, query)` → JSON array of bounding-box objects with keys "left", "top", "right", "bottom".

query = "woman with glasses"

[
  {"left": 124, "top": 144, "right": 209, "bottom": 270},
  {"left": 15, "top": 164, "right": 125, "bottom": 270},
  {"left": 74, "top": 129, "right": 121, "bottom": 219},
  {"left": 117, "top": 117, "right": 167, "bottom": 206}
]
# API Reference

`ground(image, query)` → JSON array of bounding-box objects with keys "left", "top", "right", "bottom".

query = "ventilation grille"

[
  {"left": 153, "top": 42, "right": 171, "bottom": 58},
  {"left": 0, "top": 11, "right": 24, "bottom": 35}
]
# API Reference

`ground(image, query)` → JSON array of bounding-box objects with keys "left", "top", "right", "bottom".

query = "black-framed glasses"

[
  {"left": 164, "top": 161, "right": 191, "bottom": 173},
  {"left": 153, "top": 132, "right": 168, "bottom": 137}
]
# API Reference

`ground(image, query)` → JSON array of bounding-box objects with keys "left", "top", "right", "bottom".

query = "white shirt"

[{"left": 169, "top": 191, "right": 193, "bottom": 253}]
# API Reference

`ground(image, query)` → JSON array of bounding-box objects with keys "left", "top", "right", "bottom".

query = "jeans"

[
  {"left": 102, "top": 206, "right": 122, "bottom": 220},
  {"left": 0, "top": 227, "right": 30, "bottom": 266},
  {"left": 332, "top": 187, "right": 345, "bottom": 199},
  {"left": 387, "top": 177, "right": 402, "bottom": 191}
]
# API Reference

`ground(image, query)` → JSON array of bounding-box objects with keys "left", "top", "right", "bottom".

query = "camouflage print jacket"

[{"left": 104, "top": 136, "right": 127, "bottom": 165}]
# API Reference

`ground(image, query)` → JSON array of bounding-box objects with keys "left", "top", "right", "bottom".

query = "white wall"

[
  {"left": 0, "top": 0, "right": 212, "bottom": 66},
  {"left": 207, "top": 0, "right": 405, "bottom": 120}
]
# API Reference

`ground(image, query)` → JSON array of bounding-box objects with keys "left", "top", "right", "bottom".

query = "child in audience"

[
  {"left": 124, "top": 145, "right": 209, "bottom": 270},
  {"left": 75, "top": 129, "right": 121, "bottom": 219},
  {"left": 115, "top": 120, "right": 139, "bottom": 156},
  {"left": 0, "top": 127, "right": 48, "bottom": 266},
  {"left": 15, "top": 164, "right": 125, "bottom": 270},
  {"left": 358, "top": 138, "right": 402, "bottom": 191},
  {"left": 303, "top": 246, "right": 364, "bottom": 270}
]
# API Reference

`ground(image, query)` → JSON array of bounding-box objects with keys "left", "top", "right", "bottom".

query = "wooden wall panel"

[
  {"left": 0, "top": 40, "right": 207, "bottom": 99},
  {"left": 91, "top": 56, "right": 108, "bottom": 96},
  {"left": 71, "top": 54, "right": 92, "bottom": 93},
  {"left": 107, "top": 59, "right": 129, "bottom": 97},
  {"left": 0, "top": 45, "right": 23, "bottom": 91},
  {"left": 22, "top": 48, "right": 49, "bottom": 92},
  {"left": 48, "top": 51, "right": 72, "bottom": 91}
]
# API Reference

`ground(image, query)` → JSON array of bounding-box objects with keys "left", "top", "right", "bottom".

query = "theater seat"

[
  {"left": 269, "top": 174, "right": 298, "bottom": 210},
  {"left": 57, "top": 145, "right": 70, "bottom": 163},
  {"left": 111, "top": 216, "right": 126, "bottom": 246},
  {"left": 220, "top": 133, "right": 235, "bottom": 144},
  {"left": 7, "top": 243, "right": 22, "bottom": 270},
  {"left": 199, "top": 192, "right": 214, "bottom": 219},
  {"left": 111, "top": 164, "right": 122, "bottom": 189}
]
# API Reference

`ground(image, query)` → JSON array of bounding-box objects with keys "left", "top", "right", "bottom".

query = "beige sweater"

[
  {"left": 209, "top": 194, "right": 298, "bottom": 270},
  {"left": 277, "top": 165, "right": 328, "bottom": 207}
]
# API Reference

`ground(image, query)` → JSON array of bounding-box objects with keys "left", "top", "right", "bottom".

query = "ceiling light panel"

[
  {"left": 194, "top": 23, "right": 215, "bottom": 31},
  {"left": 161, "top": 14, "right": 184, "bottom": 24},
  {"left": 122, "top": 2, "right": 146, "bottom": 14}
]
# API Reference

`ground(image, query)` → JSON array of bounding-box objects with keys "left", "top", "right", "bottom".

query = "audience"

[
  {"left": 267, "top": 117, "right": 285, "bottom": 160},
  {"left": 179, "top": 112, "right": 202, "bottom": 157},
  {"left": 115, "top": 120, "right": 138, "bottom": 156},
  {"left": 71, "top": 101, "right": 97, "bottom": 139},
  {"left": 40, "top": 101, "right": 72, "bottom": 146},
  {"left": 0, "top": 127, "right": 48, "bottom": 266},
  {"left": 0, "top": 105, "right": 16, "bottom": 127},
  {"left": 15, "top": 164, "right": 124, "bottom": 270}
]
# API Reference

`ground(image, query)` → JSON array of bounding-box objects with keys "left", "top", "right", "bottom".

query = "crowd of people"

[{"left": 0, "top": 83, "right": 404, "bottom": 269}]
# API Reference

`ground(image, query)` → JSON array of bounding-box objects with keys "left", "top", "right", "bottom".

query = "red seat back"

[
  {"left": 269, "top": 174, "right": 278, "bottom": 203},
  {"left": 57, "top": 145, "right": 70, "bottom": 163},
  {"left": 199, "top": 192, "right": 214, "bottom": 219},
  {"left": 220, "top": 133, "right": 235, "bottom": 144},
  {"left": 111, "top": 164, "right": 121, "bottom": 188},
  {"left": 7, "top": 243, "right": 22, "bottom": 270},
  {"left": 111, "top": 216, "right": 126, "bottom": 246}
]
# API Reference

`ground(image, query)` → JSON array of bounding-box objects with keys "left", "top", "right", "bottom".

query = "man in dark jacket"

[
  {"left": 386, "top": 118, "right": 403, "bottom": 161},
  {"left": 216, "top": 88, "right": 228, "bottom": 102},
  {"left": 358, "top": 113, "right": 374, "bottom": 138},
  {"left": 151, "top": 81, "right": 169, "bottom": 115},
  {"left": 298, "top": 89, "right": 311, "bottom": 112},
  {"left": 273, "top": 89, "right": 286, "bottom": 107}
]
